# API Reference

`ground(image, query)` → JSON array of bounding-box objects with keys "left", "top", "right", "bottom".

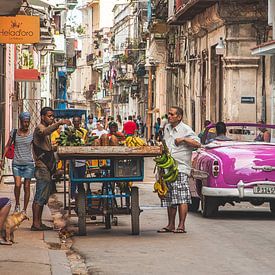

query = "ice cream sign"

[{"left": 0, "top": 15, "right": 40, "bottom": 44}]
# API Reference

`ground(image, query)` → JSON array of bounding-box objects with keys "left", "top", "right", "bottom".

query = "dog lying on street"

[{"left": 3, "top": 211, "right": 29, "bottom": 243}]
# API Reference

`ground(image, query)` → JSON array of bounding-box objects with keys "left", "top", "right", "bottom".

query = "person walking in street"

[
  {"left": 123, "top": 115, "right": 137, "bottom": 136},
  {"left": 0, "top": 112, "right": 34, "bottom": 213},
  {"left": 32, "top": 107, "right": 71, "bottom": 231},
  {"left": 158, "top": 106, "right": 200, "bottom": 233},
  {"left": 154, "top": 117, "right": 161, "bottom": 141}
]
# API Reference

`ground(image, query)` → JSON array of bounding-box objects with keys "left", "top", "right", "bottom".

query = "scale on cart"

[{"left": 57, "top": 145, "right": 161, "bottom": 236}]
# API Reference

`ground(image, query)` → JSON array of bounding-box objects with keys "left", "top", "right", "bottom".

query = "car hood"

[{"left": 209, "top": 143, "right": 275, "bottom": 185}]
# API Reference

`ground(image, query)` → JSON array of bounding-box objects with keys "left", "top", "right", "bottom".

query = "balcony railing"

[{"left": 171, "top": 0, "right": 218, "bottom": 23}]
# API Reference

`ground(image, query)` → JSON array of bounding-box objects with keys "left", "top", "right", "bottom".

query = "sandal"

[
  {"left": 41, "top": 224, "right": 53, "bottom": 231},
  {"left": 173, "top": 228, "right": 187, "bottom": 234},
  {"left": 157, "top": 227, "right": 174, "bottom": 233},
  {"left": 0, "top": 239, "right": 12, "bottom": 245},
  {"left": 31, "top": 225, "right": 44, "bottom": 231}
]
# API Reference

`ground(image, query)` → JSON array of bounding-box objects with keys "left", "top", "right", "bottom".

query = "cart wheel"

[
  {"left": 77, "top": 186, "right": 87, "bottom": 235},
  {"left": 105, "top": 214, "right": 111, "bottom": 229},
  {"left": 131, "top": 186, "right": 140, "bottom": 235}
]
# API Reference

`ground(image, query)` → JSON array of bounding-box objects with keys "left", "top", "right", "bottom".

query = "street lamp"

[{"left": 215, "top": 37, "right": 225, "bottom": 55}]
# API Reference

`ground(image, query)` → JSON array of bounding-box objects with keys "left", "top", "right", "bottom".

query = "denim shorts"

[
  {"left": 34, "top": 167, "right": 52, "bottom": 206},
  {"left": 12, "top": 163, "right": 35, "bottom": 179}
]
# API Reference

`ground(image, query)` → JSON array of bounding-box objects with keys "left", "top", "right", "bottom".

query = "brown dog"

[{"left": 3, "top": 211, "right": 29, "bottom": 243}]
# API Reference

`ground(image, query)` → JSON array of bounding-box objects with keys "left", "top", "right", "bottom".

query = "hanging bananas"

[
  {"left": 125, "top": 136, "right": 146, "bottom": 147},
  {"left": 154, "top": 151, "right": 179, "bottom": 191},
  {"left": 153, "top": 179, "right": 168, "bottom": 198}
]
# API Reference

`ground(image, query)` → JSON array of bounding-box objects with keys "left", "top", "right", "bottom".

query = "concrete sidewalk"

[{"left": 0, "top": 177, "right": 71, "bottom": 275}]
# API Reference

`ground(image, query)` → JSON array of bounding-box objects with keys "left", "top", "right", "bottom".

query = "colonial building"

[{"left": 166, "top": 0, "right": 268, "bottom": 132}]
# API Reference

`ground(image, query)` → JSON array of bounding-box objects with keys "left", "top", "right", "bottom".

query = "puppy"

[{"left": 3, "top": 211, "right": 29, "bottom": 243}]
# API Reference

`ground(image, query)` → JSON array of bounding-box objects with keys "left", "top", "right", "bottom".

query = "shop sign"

[{"left": 0, "top": 15, "right": 40, "bottom": 44}]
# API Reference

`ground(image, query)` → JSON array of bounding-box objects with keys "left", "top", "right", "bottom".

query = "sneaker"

[{"left": 14, "top": 205, "right": 20, "bottom": 212}]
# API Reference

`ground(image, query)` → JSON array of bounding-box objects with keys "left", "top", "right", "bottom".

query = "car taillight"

[{"left": 212, "top": 160, "right": 219, "bottom": 177}]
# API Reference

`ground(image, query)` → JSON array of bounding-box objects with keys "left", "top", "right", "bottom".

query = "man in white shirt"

[
  {"left": 92, "top": 122, "right": 108, "bottom": 138},
  {"left": 158, "top": 106, "right": 200, "bottom": 234}
]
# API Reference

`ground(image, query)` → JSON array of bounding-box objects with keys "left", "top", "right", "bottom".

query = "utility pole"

[{"left": 147, "top": 64, "right": 152, "bottom": 139}]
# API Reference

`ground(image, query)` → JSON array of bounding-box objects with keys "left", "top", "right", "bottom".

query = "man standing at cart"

[
  {"left": 71, "top": 116, "right": 88, "bottom": 201},
  {"left": 158, "top": 106, "right": 200, "bottom": 233},
  {"left": 32, "top": 107, "right": 71, "bottom": 231}
]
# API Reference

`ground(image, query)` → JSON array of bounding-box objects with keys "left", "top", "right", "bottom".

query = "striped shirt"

[{"left": 10, "top": 129, "right": 34, "bottom": 165}]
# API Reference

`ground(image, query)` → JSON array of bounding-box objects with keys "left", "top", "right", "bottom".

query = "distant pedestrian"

[
  {"left": 86, "top": 115, "right": 94, "bottom": 132},
  {"left": 123, "top": 115, "right": 137, "bottom": 136},
  {"left": 116, "top": 115, "right": 123, "bottom": 131},
  {"left": 32, "top": 107, "right": 71, "bottom": 231},
  {"left": 158, "top": 106, "right": 200, "bottom": 234},
  {"left": 159, "top": 114, "right": 168, "bottom": 138},
  {"left": 0, "top": 112, "right": 34, "bottom": 213},
  {"left": 154, "top": 117, "right": 161, "bottom": 141},
  {"left": 136, "top": 115, "right": 144, "bottom": 137}
]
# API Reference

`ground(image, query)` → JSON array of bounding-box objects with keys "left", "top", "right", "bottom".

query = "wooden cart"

[{"left": 57, "top": 146, "right": 161, "bottom": 235}]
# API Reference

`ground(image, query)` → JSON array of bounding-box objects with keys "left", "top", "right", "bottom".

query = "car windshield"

[{"left": 203, "top": 123, "right": 275, "bottom": 144}]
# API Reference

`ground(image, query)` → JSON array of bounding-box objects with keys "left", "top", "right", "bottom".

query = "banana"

[
  {"left": 164, "top": 169, "right": 179, "bottom": 183},
  {"left": 163, "top": 165, "right": 177, "bottom": 180},
  {"left": 158, "top": 156, "right": 174, "bottom": 169},
  {"left": 153, "top": 180, "right": 169, "bottom": 197},
  {"left": 154, "top": 153, "right": 168, "bottom": 164}
]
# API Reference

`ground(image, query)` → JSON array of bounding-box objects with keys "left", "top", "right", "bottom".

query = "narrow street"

[{"left": 71, "top": 159, "right": 275, "bottom": 275}]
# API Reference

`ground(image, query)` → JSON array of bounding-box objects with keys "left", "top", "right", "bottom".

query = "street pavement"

[
  {"left": 0, "top": 178, "right": 71, "bottom": 275},
  {"left": 71, "top": 158, "right": 275, "bottom": 275}
]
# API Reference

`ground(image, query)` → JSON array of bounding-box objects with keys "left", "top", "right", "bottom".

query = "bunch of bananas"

[
  {"left": 56, "top": 127, "right": 85, "bottom": 146},
  {"left": 154, "top": 153, "right": 179, "bottom": 184},
  {"left": 154, "top": 179, "right": 168, "bottom": 198},
  {"left": 86, "top": 135, "right": 99, "bottom": 145},
  {"left": 125, "top": 136, "right": 146, "bottom": 147}
]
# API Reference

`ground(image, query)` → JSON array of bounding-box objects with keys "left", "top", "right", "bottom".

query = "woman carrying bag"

[{"left": 0, "top": 112, "right": 34, "bottom": 213}]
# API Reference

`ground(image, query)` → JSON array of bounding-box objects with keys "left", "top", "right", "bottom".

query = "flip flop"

[
  {"left": 157, "top": 227, "right": 174, "bottom": 233},
  {"left": 31, "top": 225, "right": 44, "bottom": 231},
  {"left": 0, "top": 239, "right": 12, "bottom": 245},
  {"left": 41, "top": 224, "right": 53, "bottom": 231},
  {"left": 173, "top": 228, "right": 187, "bottom": 233}
]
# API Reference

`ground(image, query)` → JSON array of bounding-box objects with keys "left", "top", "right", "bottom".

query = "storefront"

[{"left": 0, "top": 44, "right": 6, "bottom": 154}]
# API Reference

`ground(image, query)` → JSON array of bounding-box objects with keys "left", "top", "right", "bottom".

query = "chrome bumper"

[{"left": 202, "top": 180, "right": 275, "bottom": 198}]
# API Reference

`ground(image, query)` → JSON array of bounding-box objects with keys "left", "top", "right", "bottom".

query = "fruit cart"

[{"left": 57, "top": 146, "right": 161, "bottom": 236}]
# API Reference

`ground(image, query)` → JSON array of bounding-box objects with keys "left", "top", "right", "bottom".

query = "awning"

[
  {"left": 0, "top": 0, "right": 22, "bottom": 16},
  {"left": 14, "top": 69, "right": 40, "bottom": 82},
  {"left": 251, "top": 40, "right": 275, "bottom": 56}
]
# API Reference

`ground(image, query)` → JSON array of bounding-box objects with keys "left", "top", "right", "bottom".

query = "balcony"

[
  {"left": 169, "top": 0, "right": 218, "bottom": 24},
  {"left": 148, "top": 0, "right": 169, "bottom": 33},
  {"left": 86, "top": 53, "right": 94, "bottom": 66}
]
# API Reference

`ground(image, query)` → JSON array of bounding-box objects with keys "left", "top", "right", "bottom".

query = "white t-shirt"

[{"left": 92, "top": 129, "right": 108, "bottom": 138}]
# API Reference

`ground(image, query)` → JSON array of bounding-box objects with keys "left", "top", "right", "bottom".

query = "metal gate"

[{"left": 18, "top": 99, "right": 43, "bottom": 130}]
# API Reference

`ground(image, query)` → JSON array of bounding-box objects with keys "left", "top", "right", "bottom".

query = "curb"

[{"left": 48, "top": 250, "right": 72, "bottom": 275}]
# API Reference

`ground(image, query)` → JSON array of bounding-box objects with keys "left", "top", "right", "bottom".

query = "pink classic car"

[{"left": 191, "top": 123, "right": 275, "bottom": 217}]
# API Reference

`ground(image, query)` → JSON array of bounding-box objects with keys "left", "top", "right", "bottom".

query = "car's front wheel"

[{"left": 201, "top": 195, "right": 218, "bottom": 217}]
